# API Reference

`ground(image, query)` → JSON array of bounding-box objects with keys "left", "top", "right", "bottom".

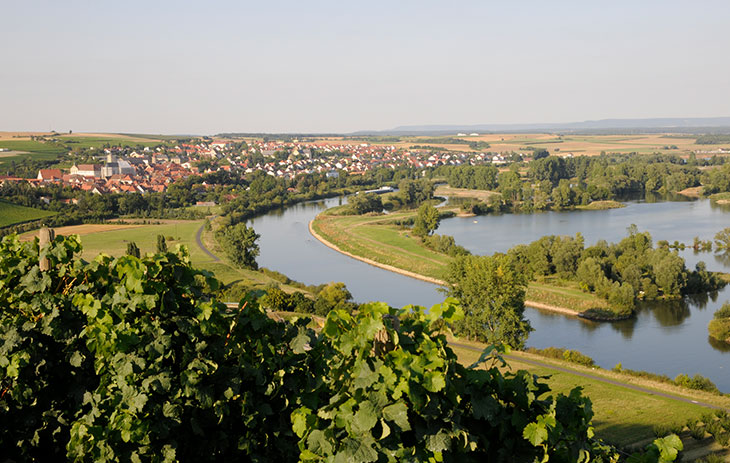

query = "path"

[
  {"left": 196, "top": 219, "right": 220, "bottom": 262},
  {"left": 450, "top": 341, "right": 726, "bottom": 411}
]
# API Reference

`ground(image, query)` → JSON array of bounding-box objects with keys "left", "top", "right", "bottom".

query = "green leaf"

[
  {"left": 426, "top": 430, "right": 451, "bottom": 453},
  {"left": 292, "top": 407, "right": 312, "bottom": 438},
  {"left": 289, "top": 329, "right": 310, "bottom": 354},
  {"left": 338, "top": 435, "right": 378, "bottom": 463},
  {"left": 423, "top": 370, "right": 446, "bottom": 392},
  {"left": 653, "top": 434, "right": 683, "bottom": 462},
  {"left": 379, "top": 419, "right": 391, "bottom": 440},
  {"left": 307, "top": 429, "right": 333, "bottom": 456},
  {"left": 351, "top": 400, "right": 378, "bottom": 435},
  {"left": 382, "top": 402, "right": 410, "bottom": 431},
  {"left": 523, "top": 422, "right": 548, "bottom": 446}
]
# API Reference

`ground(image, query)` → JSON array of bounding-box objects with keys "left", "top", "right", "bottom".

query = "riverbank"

[{"left": 309, "top": 216, "right": 598, "bottom": 318}]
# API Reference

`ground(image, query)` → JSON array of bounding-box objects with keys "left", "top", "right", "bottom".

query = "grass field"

[
  {"left": 313, "top": 209, "right": 452, "bottom": 280},
  {"left": 0, "top": 200, "right": 56, "bottom": 227},
  {"left": 434, "top": 185, "right": 501, "bottom": 202},
  {"left": 20, "top": 220, "right": 306, "bottom": 296}
]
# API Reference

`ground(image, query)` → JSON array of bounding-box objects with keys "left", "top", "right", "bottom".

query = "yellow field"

[
  {"left": 0, "top": 131, "right": 53, "bottom": 140},
  {"left": 328, "top": 133, "right": 719, "bottom": 157},
  {"left": 19, "top": 223, "right": 145, "bottom": 241},
  {"left": 0, "top": 132, "right": 163, "bottom": 142}
]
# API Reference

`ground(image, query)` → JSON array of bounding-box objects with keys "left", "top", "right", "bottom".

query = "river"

[{"left": 249, "top": 197, "right": 730, "bottom": 391}]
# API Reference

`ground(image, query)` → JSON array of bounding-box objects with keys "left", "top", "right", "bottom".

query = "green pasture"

[
  {"left": 56, "top": 135, "right": 174, "bottom": 149},
  {"left": 46, "top": 220, "right": 302, "bottom": 294},
  {"left": 0, "top": 201, "right": 56, "bottom": 228}
]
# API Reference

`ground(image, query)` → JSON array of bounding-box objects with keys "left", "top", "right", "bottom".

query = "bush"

[
  {"left": 709, "top": 318, "right": 730, "bottom": 343},
  {"left": 526, "top": 347, "right": 595, "bottom": 367},
  {"left": 673, "top": 373, "right": 720, "bottom": 394},
  {"left": 687, "top": 419, "right": 706, "bottom": 440},
  {"left": 714, "top": 302, "right": 730, "bottom": 319},
  {"left": 422, "top": 233, "right": 471, "bottom": 257},
  {"left": 715, "top": 432, "right": 730, "bottom": 447}
]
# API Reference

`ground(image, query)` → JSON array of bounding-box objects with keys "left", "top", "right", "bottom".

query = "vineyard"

[{"left": 0, "top": 233, "right": 681, "bottom": 462}]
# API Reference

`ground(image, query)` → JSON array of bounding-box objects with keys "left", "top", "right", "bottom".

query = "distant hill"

[{"left": 355, "top": 117, "right": 730, "bottom": 136}]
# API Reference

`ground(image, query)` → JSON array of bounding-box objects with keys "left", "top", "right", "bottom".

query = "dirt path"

[{"left": 196, "top": 219, "right": 220, "bottom": 262}]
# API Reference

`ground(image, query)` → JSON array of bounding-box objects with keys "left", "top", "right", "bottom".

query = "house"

[
  {"left": 37, "top": 169, "right": 63, "bottom": 182},
  {"left": 70, "top": 164, "right": 101, "bottom": 178}
]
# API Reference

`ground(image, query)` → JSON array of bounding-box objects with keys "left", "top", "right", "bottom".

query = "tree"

[
  {"left": 156, "top": 234, "right": 167, "bottom": 253},
  {"left": 397, "top": 178, "right": 434, "bottom": 208},
  {"left": 215, "top": 222, "right": 261, "bottom": 269},
  {"left": 126, "top": 241, "right": 140, "bottom": 258},
  {"left": 651, "top": 251, "right": 686, "bottom": 298},
  {"left": 412, "top": 203, "right": 440, "bottom": 237},
  {"left": 313, "top": 282, "right": 354, "bottom": 316},
  {"left": 715, "top": 227, "right": 730, "bottom": 252},
  {"left": 446, "top": 254, "right": 532, "bottom": 348},
  {"left": 348, "top": 193, "right": 383, "bottom": 215}
]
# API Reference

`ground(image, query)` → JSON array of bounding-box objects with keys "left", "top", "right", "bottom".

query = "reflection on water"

[
  {"left": 709, "top": 336, "right": 730, "bottom": 353},
  {"left": 254, "top": 196, "right": 730, "bottom": 391}
]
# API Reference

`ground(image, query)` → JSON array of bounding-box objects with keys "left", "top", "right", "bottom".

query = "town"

[{"left": 0, "top": 138, "right": 511, "bottom": 194}]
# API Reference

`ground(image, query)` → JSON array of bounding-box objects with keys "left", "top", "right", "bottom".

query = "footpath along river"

[{"left": 249, "top": 196, "right": 730, "bottom": 391}]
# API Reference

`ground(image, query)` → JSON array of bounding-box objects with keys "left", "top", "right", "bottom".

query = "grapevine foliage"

[{"left": 0, "top": 234, "right": 681, "bottom": 462}]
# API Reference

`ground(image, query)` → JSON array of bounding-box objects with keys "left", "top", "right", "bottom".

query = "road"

[
  {"left": 196, "top": 219, "right": 220, "bottom": 262},
  {"left": 449, "top": 341, "right": 726, "bottom": 411}
]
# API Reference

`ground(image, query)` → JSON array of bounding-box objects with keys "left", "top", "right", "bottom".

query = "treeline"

[
  {"left": 441, "top": 154, "right": 718, "bottom": 214},
  {"left": 507, "top": 227, "right": 724, "bottom": 316},
  {"left": 696, "top": 134, "right": 730, "bottom": 144},
  {"left": 3, "top": 234, "right": 683, "bottom": 462},
  {"left": 220, "top": 168, "right": 423, "bottom": 226}
]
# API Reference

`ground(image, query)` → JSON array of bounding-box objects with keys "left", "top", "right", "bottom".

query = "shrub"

[
  {"left": 527, "top": 347, "right": 595, "bottom": 367},
  {"left": 653, "top": 423, "right": 672, "bottom": 437},
  {"left": 715, "top": 432, "right": 730, "bottom": 447},
  {"left": 695, "top": 453, "right": 726, "bottom": 463},
  {"left": 707, "top": 318, "right": 730, "bottom": 341},
  {"left": 673, "top": 373, "right": 721, "bottom": 393},
  {"left": 714, "top": 302, "right": 730, "bottom": 319},
  {"left": 687, "top": 419, "right": 706, "bottom": 440}
]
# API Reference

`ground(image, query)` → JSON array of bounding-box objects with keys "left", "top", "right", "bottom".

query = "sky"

[{"left": 2, "top": 0, "right": 730, "bottom": 134}]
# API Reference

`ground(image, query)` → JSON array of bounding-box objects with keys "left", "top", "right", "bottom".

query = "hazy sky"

[{"left": 2, "top": 0, "right": 729, "bottom": 134}]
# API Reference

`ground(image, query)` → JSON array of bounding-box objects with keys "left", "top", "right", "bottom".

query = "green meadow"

[{"left": 0, "top": 200, "right": 56, "bottom": 228}]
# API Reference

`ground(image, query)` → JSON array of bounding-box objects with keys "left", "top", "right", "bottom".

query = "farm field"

[
  {"left": 0, "top": 200, "right": 56, "bottom": 227},
  {"left": 0, "top": 132, "right": 177, "bottom": 166},
  {"left": 334, "top": 133, "right": 728, "bottom": 157}
]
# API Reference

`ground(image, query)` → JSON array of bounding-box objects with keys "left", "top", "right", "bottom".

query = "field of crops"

[{"left": 0, "top": 200, "right": 56, "bottom": 228}]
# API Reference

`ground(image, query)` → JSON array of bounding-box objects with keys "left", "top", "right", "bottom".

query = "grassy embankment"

[
  {"left": 311, "top": 205, "right": 613, "bottom": 317},
  {"left": 19, "top": 219, "right": 304, "bottom": 295},
  {"left": 450, "top": 340, "right": 730, "bottom": 457},
  {"left": 0, "top": 200, "right": 57, "bottom": 228}
]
